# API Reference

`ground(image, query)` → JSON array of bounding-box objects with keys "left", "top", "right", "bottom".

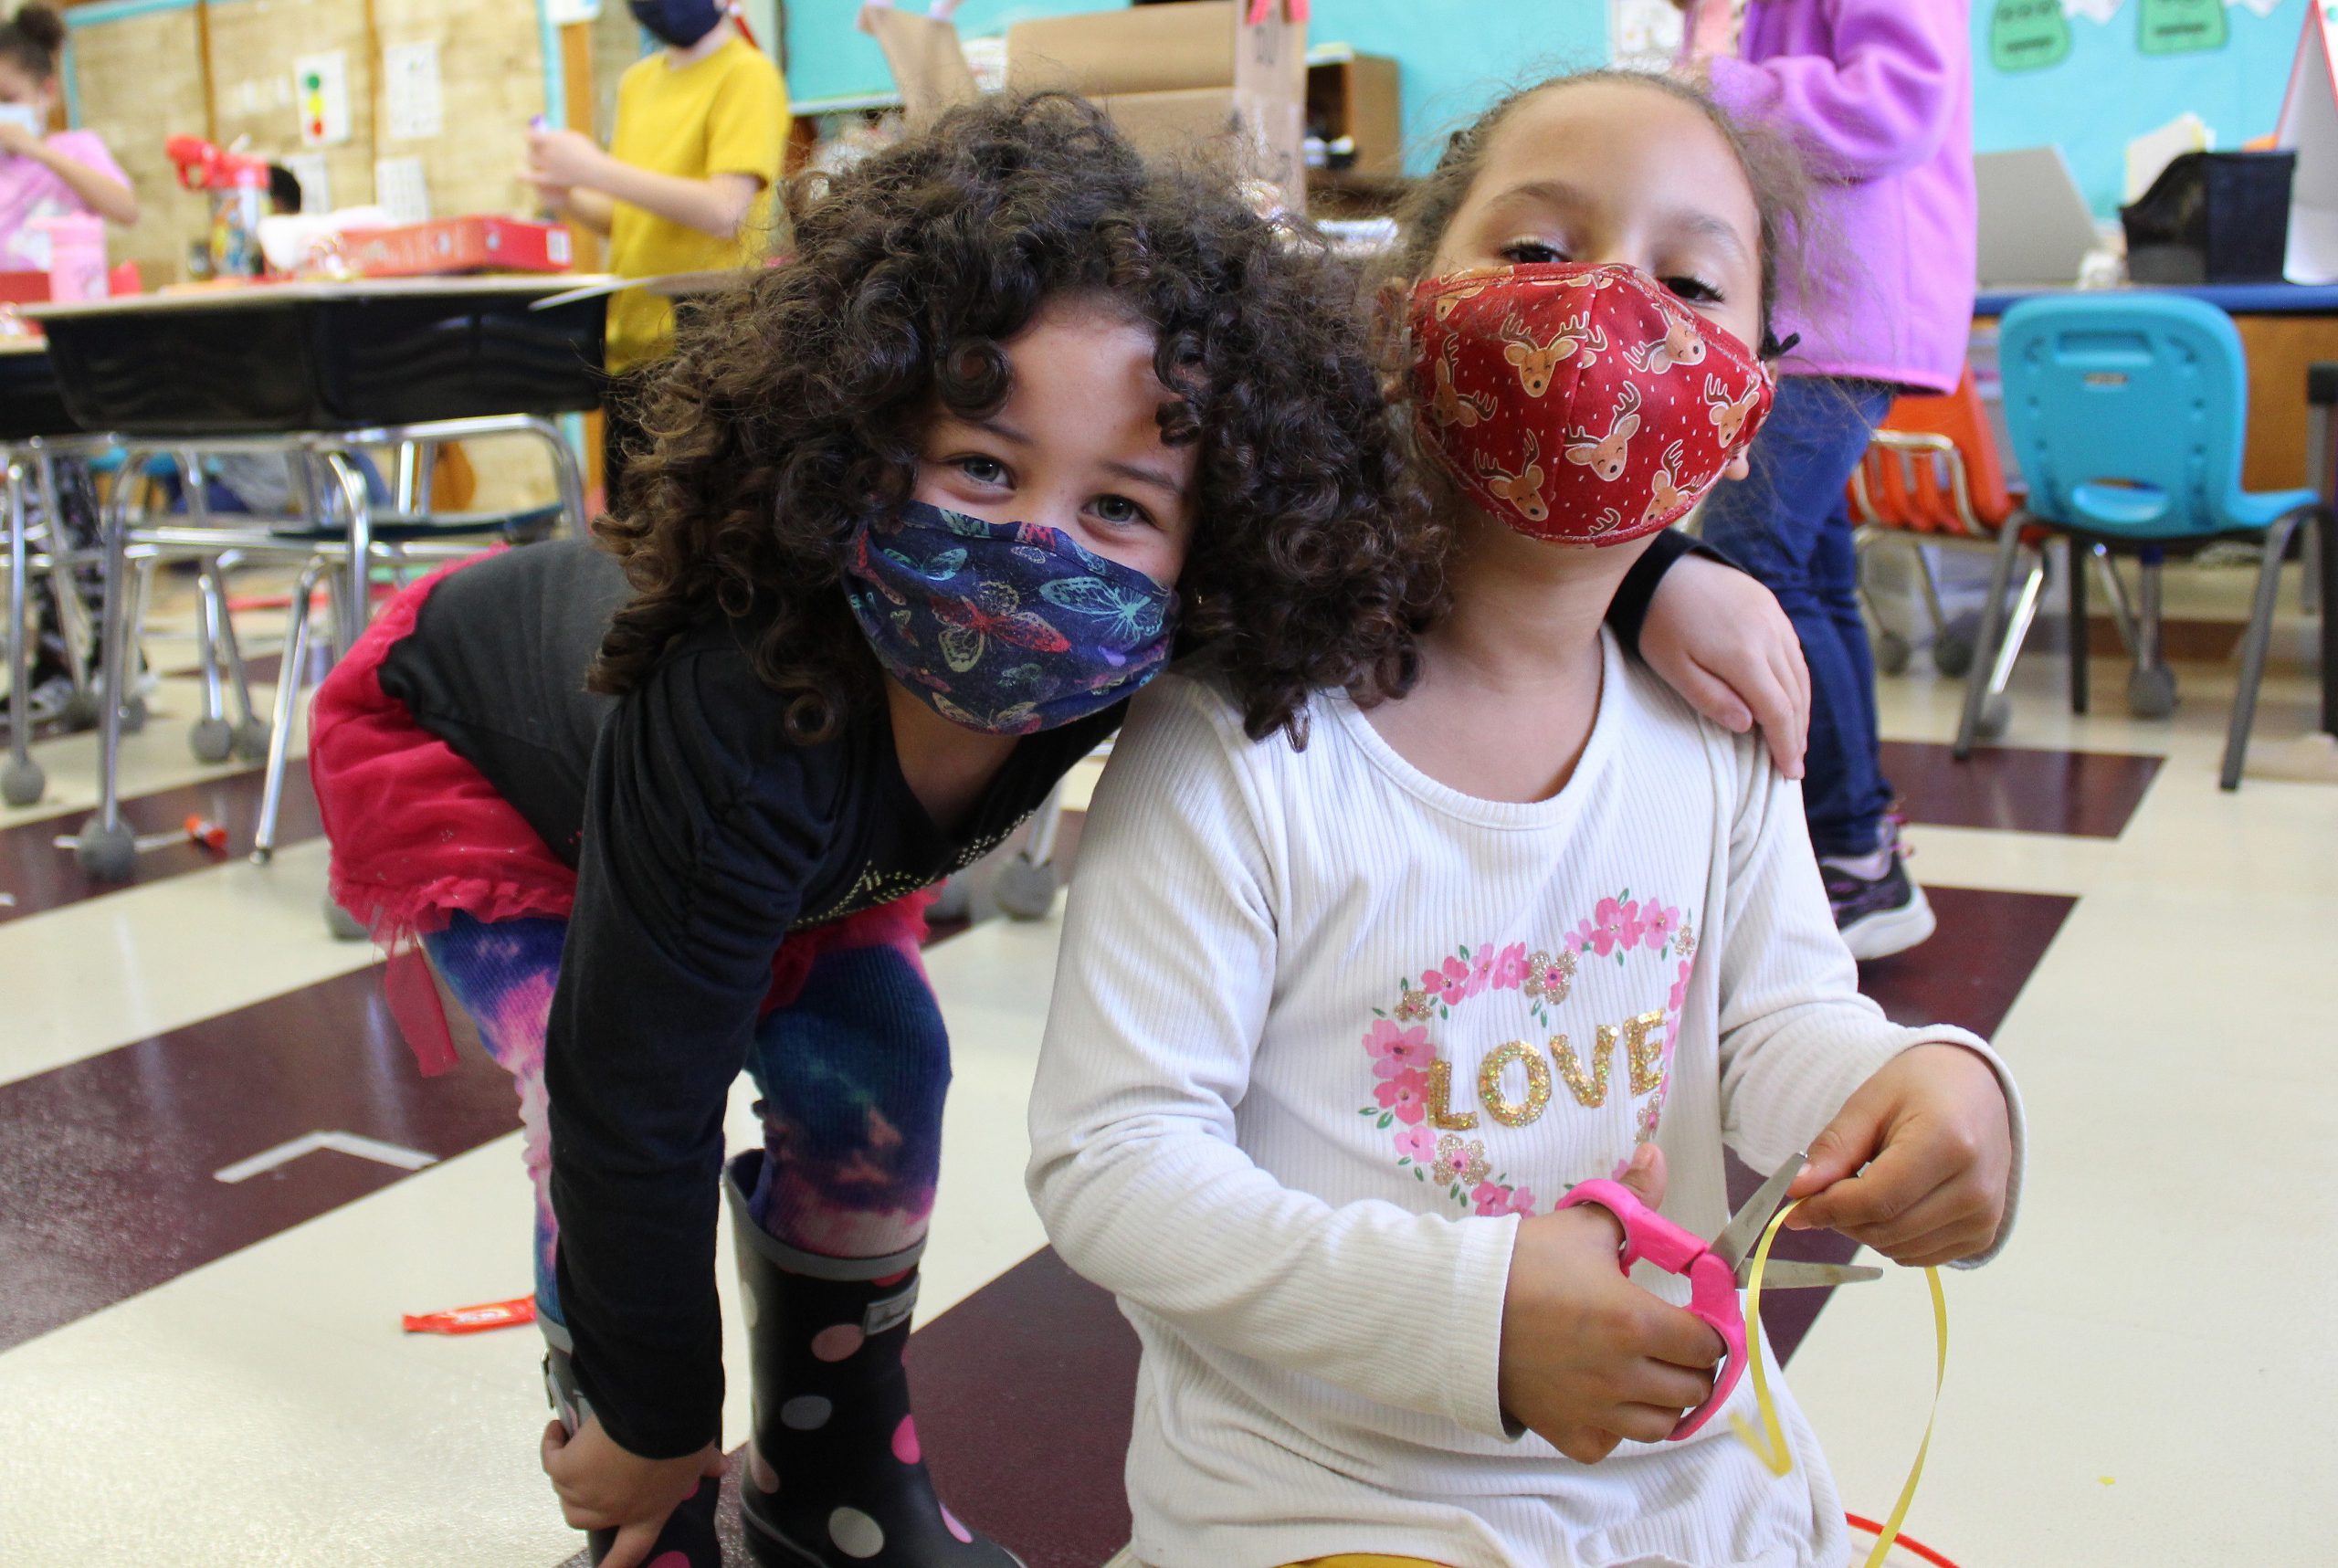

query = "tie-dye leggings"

[{"left": 418, "top": 897, "right": 948, "bottom": 1328}]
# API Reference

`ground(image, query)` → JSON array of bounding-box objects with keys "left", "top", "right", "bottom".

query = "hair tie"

[{"left": 1760, "top": 330, "right": 1800, "bottom": 361}]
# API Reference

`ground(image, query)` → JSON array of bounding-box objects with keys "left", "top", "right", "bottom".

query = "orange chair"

[{"left": 1847, "top": 369, "right": 2135, "bottom": 734}]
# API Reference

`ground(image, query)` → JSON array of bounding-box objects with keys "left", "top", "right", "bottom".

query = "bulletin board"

[
  {"left": 1975, "top": 0, "right": 2307, "bottom": 215},
  {"left": 783, "top": 0, "right": 1606, "bottom": 174},
  {"left": 62, "top": 0, "right": 549, "bottom": 282}
]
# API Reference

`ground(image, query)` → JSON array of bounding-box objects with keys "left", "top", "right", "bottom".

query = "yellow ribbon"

[{"left": 1729, "top": 1199, "right": 1949, "bottom": 1568}]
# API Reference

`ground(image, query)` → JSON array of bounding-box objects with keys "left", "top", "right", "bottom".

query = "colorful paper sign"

[
  {"left": 1991, "top": 0, "right": 2075, "bottom": 69},
  {"left": 2139, "top": 0, "right": 2230, "bottom": 53}
]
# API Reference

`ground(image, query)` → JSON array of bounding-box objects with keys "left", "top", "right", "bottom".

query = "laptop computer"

[{"left": 1975, "top": 146, "right": 2102, "bottom": 287}]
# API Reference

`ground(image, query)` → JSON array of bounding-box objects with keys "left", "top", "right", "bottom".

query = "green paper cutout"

[
  {"left": 2140, "top": 0, "right": 2229, "bottom": 55},
  {"left": 1990, "top": 0, "right": 2072, "bottom": 72}
]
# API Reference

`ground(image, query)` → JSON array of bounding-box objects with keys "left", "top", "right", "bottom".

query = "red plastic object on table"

[
  {"left": 342, "top": 218, "right": 575, "bottom": 279},
  {"left": 401, "top": 1296, "right": 538, "bottom": 1335},
  {"left": 163, "top": 134, "right": 269, "bottom": 192}
]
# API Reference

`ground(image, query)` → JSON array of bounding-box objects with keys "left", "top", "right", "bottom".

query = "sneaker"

[{"left": 1821, "top": 820, "right": 1936, "bottom": 961}]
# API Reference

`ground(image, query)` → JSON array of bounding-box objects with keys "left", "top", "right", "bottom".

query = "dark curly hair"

[{"left": 591, "top": 91, "right": 1440, "bottom": 745}]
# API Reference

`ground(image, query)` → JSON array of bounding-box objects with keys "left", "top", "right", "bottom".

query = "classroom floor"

[{"left": 2, "top": 559, "right": 2333, "bottom": 1568}]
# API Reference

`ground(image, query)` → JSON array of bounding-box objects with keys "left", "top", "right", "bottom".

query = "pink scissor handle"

[{"left": 1553, "top": 1178, "right": 1750, "bottom": 1440}]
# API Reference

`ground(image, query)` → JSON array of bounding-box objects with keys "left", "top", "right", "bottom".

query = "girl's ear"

[{"left": 1723, "top": 450, "right": 1752, "bottom": 482}]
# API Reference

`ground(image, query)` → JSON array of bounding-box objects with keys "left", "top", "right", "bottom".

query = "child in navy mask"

[
  {"left": 521, "top": 0, "right": 784, "bottom": 499},
  {"left": 313, "top": 95, "right": 1816, "bottom": 1568}
]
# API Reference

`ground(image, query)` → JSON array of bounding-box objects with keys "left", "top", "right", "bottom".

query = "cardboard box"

[
  {"left": 345, "top": 218, "right": 574, "bottom": 279},
  {"left": 1006, "top": 2, "right": 1245, "bottom": 96},
  {"left": 1005, "top": 1, "right": 1307, "bottom": 208},
  {"left": 860, "top": 4, "right": 980, "bottom": 126}
]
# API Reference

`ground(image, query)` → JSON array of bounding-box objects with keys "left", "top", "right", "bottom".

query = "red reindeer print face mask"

[{"left": 1407, "top": 263, "right": 1774, "bottom": 546}]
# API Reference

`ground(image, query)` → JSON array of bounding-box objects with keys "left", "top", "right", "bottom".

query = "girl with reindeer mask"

[{"left": 1027, "top": 71, "right": 2022, "bottom": 1568}]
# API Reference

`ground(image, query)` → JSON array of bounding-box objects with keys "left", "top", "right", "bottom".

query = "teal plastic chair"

[{"left": 1964, "top": 293, "right": 2325, "bottom": 789}]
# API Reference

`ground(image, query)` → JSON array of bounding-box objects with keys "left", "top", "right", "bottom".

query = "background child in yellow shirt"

[{"left": 521, "top": 0, "right": 786, "bottom": 499}]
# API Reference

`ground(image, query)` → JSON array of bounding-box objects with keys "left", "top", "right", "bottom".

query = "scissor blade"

[
  {"left": 1743, "top": 1260, "right": 1883, "bottom": 1290},
  {"left": 1708, "top": 1150, "right": 1807, "bottom": 1274}
]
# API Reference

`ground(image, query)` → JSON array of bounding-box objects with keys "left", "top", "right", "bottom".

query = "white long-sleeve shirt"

[{"left": 1027, "top": 637, "right": 2026, "bottom": 1568}]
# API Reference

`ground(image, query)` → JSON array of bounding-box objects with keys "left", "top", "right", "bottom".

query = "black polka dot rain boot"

[
  {"left": 724, "top": 1152, "right": 1023, "bottom": 1568},
  {"left": 543, "top": 1323, "right": 723, "bottom": 1567}
]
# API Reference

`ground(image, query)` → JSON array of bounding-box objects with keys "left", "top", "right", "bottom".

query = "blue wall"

[
  {"left": 1973, "top": 0, "right": 2308, "bottom": 216},
  {"left": 789, "top": 0, "right": 2308, "bottom": 210},
  {"left": 786, "top": 0, "right": 1606, "bottom": 168}
]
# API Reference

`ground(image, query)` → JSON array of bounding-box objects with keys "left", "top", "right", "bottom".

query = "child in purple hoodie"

[{"left": 1682, "top": 0, "right": 1976, "bottom": 961}]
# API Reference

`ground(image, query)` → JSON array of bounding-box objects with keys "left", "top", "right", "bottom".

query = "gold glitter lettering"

[
  {"left": 1550, "top": 1031, "right": 1614, "bottom": 1108},
  {"left": 1425, "top": 1057, "right": 1479, "bottom": 1131},
  {"left": 1478, "top": 1040, "right": 1553, "bottom": 1127},
  {"left": 1621, "top": 1009, "right": 1667, "bottom": 1095}
]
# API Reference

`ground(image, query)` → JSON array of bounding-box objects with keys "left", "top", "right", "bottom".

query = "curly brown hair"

[{"left": 591, "top": 91, "right": 1440, "bottom": 746}]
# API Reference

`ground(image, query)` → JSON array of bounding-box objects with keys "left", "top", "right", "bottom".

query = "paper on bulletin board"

[
  {"left": 374, "top": 156, "right": 431, "bottom": 226},
  {"left": 545, "top": 0, "right": 601, "bottom": 20},
  {"left": 2138, "top": 0, "right": 2229, "bottom": 53},
  {"left": 1990, "top": 0, "right": 2073, "bottom": 69},
  {"left": 295, "top": 51, "right": 352, "bottom": 146},
  {"left": 1609, "top": 0, "right": 1684, "bottom": 70},
  {"left": 384, "top": 41, "right": 444, "bottom": 142},
  {"left": 2279, "top": 0, "right": 2338, "bottom": 281}
]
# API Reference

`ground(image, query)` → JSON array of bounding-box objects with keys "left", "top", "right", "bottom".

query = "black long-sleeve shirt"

[
  {"left": 370, "top": 531, "right": 1705, "bottom": 1456},
  {"left": 375, "top": 541, "right": 1112, "bottom": 1456}
]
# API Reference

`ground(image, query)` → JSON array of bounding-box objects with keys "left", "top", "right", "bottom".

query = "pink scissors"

[{"left": 1553, "top": 1150, "right": 1880, "bottom": 1439}]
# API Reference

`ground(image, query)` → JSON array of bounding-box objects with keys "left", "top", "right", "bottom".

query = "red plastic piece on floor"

[
  {"left": 183, "top": 816, "right": 228, "bottom": 854},
  {"left": 401, "top": 1296, "right": 537, "bottom": 1335}
]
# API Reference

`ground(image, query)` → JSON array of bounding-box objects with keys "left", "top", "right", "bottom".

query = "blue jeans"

[{"left": 1700, "top": 377, "right": 1896, "bottom": 858}]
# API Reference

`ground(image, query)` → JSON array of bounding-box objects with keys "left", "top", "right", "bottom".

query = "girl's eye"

[
  {"left": 1500, "top": 240, "right": 1565, "bottom": 266},
  {"left": 954, "top": 456, "right": 1008, "bottom": 486},
  {"left": 1663, "top": 275, "right": 1724, "bottom": 305},
  {"left": 1091, "top": 495, "right": 1152, "bottom": 528}
]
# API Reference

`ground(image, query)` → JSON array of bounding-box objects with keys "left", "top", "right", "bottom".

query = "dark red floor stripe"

[
  {"left": 1881, "top": 740, "right": 2161, "bottom": 839},
  {"left": 0, "top": 765, "right": 322, "bottom": 923},
  {"left": 0, "top": 966, "right": 519, "bottom": 1352}
]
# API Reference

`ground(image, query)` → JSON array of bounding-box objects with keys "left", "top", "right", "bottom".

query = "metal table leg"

[{"left": 73, "top": 458, "right": 141, "bottom": 879}]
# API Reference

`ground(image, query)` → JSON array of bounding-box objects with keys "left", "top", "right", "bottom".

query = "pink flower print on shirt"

[
  {"left": 1364, "top": 1018, "right": 1435, "bottom": 1079},
  {"left": 1467, "top": 947, "right": 1496, "bottom": 995},
  {"left": 1421, "top": 954, "right": 1473, "bottom": 1005},
  {"left": 1640, "top": 903, "right": 1679, "bottom": 952},
  {"left": 1395, "top": 1124, "right": 1437, "bottom": 1163},
  {"left": 1434, "top": 1134, "right": 1490, "bottom": 1188},
  {"left": 1491, "top": 942, "right": 1529, "bottom": 991},
  {"left": 1573, "top": 897, "right": 1634, "bottom": 958},
  {"left": 1668, "top": 957, "right": 1692, "bottom": 1016},
  {"left": 1471, "top": 1181, "right": 1538, "bottom": 1217},
  {"left": 1523, "top": 948, "right": 1575, "bottom": 1004},
  {"left": 1375, "top": 1068, "right": 1430, "bottom": 1125}
]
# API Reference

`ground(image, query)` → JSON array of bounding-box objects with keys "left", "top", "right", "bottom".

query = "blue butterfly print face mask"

[{"left": 843, "top": 501, "right": 1180, "bottom": 735}]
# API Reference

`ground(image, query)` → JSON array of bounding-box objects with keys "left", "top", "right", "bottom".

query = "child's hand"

[
  {"left": 1786, "top": 1043, "right": 2014, "bottom": 1267},
  {"left": 1500, "top": 1144, "right": 1725, "bottom": 1463},
  {"left": 0, "top": 121, "right": 44, "bottom": 160},
  {"left": 540, "top": 1414, "right": 726, "bottom": 1568},
  {"left": 527, "top": 126, "right": 611, "bottom": 191},
  {"left": 1638, "top": 552, "right": 1810, "bottom": 779}
]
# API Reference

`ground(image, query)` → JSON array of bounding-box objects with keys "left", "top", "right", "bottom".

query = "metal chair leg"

[
  {"left": 1955, "top": 519, "right": 2027, "bottom": 759},
  {"left": 30, "top": 449, "right": 93, "bottom": 711},
  {"left": 73, "top": 468, "right": 142, "bottom": 879},
  {"left": 1985, "top": 552, "right": 2048, "bottom": 700},
  {"left": 193, "top": 555, "right": 226, "bottom": 729},
  {"left": 2091, "top": 544, "right": 2138, "bottom": 655},
  {"left": 528, "top": 416, "right": 591, "bottom": 535},
  {"left": 2068, "top": 535, "right": 2089, "bottom": 716},
  {"left": 253, "top": 556, "right": 328, "bottom": 864},
  {"left": 4, "top": 459, "right": 44, "bottom": 807},
  {"left": 2222, "top": 510, "right": 2309, "bottom": 791}
]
